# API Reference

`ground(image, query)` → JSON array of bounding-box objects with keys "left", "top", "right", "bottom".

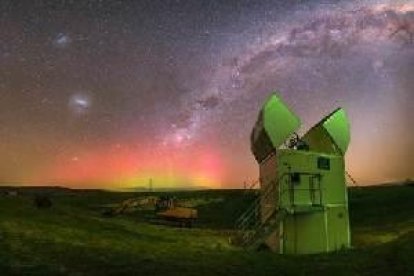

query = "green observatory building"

[{"left": 236, "top": 93, "right": 351, "bottom": 254}]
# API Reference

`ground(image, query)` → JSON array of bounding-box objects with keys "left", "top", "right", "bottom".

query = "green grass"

[{"left": 0, "top": 185, "right": 413, "bottom": 275}]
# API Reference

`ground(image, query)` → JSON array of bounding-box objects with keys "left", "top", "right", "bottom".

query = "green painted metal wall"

[
  {"left": 251, "top": 93, "right": 351, "bottom": 254},
  {"left": 272, "top": 149, "right": 350, "bottom": 254},
  {"left": 282, "top": 212, "right": 328, "bottom": 254}
]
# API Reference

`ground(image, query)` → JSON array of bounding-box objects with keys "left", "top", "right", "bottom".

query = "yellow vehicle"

[
  {"left": 156, "top": 206, "right": 198, "bottom": 228},
  {"left": 155, "top": 196, "right": 198, "bottom": 228}
]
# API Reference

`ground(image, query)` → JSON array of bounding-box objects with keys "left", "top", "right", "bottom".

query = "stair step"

[{"left": 244, "top": 209, "right": 287, "bottom": 248}]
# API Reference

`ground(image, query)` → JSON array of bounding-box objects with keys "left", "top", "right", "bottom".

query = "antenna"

[{"left": 149, "top": 178, "right": 153, "bottom": 192}]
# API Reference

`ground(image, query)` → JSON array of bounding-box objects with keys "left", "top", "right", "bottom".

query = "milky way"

[{"left": 0, "top": 0, "right": 413, "bottom": 189}]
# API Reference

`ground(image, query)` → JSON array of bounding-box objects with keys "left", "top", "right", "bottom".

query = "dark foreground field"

[{"left": 0, "top": 185, "right": 413, "bottom": 275}]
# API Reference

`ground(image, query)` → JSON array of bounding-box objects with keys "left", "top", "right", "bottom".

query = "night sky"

[{"left": 0, "top": 0, "right": 413, "bottom": 189}]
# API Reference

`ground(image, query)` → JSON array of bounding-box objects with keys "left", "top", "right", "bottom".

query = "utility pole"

[{"left": 149, "top": 178, "right": 153, "bottom": 192}]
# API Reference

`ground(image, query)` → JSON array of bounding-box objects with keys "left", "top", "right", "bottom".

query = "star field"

[{"left": 0, "top": 0, "right": 413, "bottom": 189}]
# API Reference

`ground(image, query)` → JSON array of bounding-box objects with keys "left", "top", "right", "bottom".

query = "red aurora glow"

[{"left": 32, "top": 141, "right": 227, "bottom": 189}]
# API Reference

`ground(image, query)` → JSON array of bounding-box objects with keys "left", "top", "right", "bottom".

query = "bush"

[{"left": 34, "top": 195, "right": 52, "bottom": 209}]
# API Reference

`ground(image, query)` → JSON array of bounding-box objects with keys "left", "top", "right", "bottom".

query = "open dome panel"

[
  {"left": 302, "top": 108, "right": 350, "bottom": 156},
  {"left": 251, "top": 94, "right": 301, "bottom": 162}
]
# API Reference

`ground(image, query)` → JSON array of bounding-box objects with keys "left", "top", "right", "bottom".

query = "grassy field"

[{"left": 0, "top": 185, "right": 413, "bottom": 275}]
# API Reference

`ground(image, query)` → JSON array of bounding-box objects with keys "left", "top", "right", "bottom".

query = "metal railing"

[
  {"left": 235, "top": 173, "right": 289, "bottom": 246},
  {"left": 235, "top": 171, "right": 324, "bottom": 248},
  {"left": 279, "top": 172, "right": 323, "bottom": 209}
]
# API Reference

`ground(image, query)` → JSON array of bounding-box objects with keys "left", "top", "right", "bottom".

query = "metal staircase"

[
  {"left": 242, "top": 208, "right": 287, "bottom": 249},
  {"left": 235, "top": 172, "right": 324, "bottom": 249},
  {"left": 242, "top": 179, "right": 260, "bottom": 196},
  {"left": 235, "top": 174, "right": 286, "bottom": 248}
]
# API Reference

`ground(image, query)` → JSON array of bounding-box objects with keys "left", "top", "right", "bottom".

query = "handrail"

[
  {"left": 279, "top": 172, "right": 323, "bottom": 208},
  {"left": 236, "top": 173, "right": 284, "bottom": 226},
  {"left": 346, "top": 170, "right": 358, "bottom": 186},
  {"left": 243, "top": 209, "right": 288, "bottom": 247},
  {"left": 246, "top": 179, "right": 260, "bottom": 190},
  {"left": 235, "top": 171, "right": 325, "bottom": 247},
  {"left": 235, "top": 173, "right": 289, "bottom": 231}
]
